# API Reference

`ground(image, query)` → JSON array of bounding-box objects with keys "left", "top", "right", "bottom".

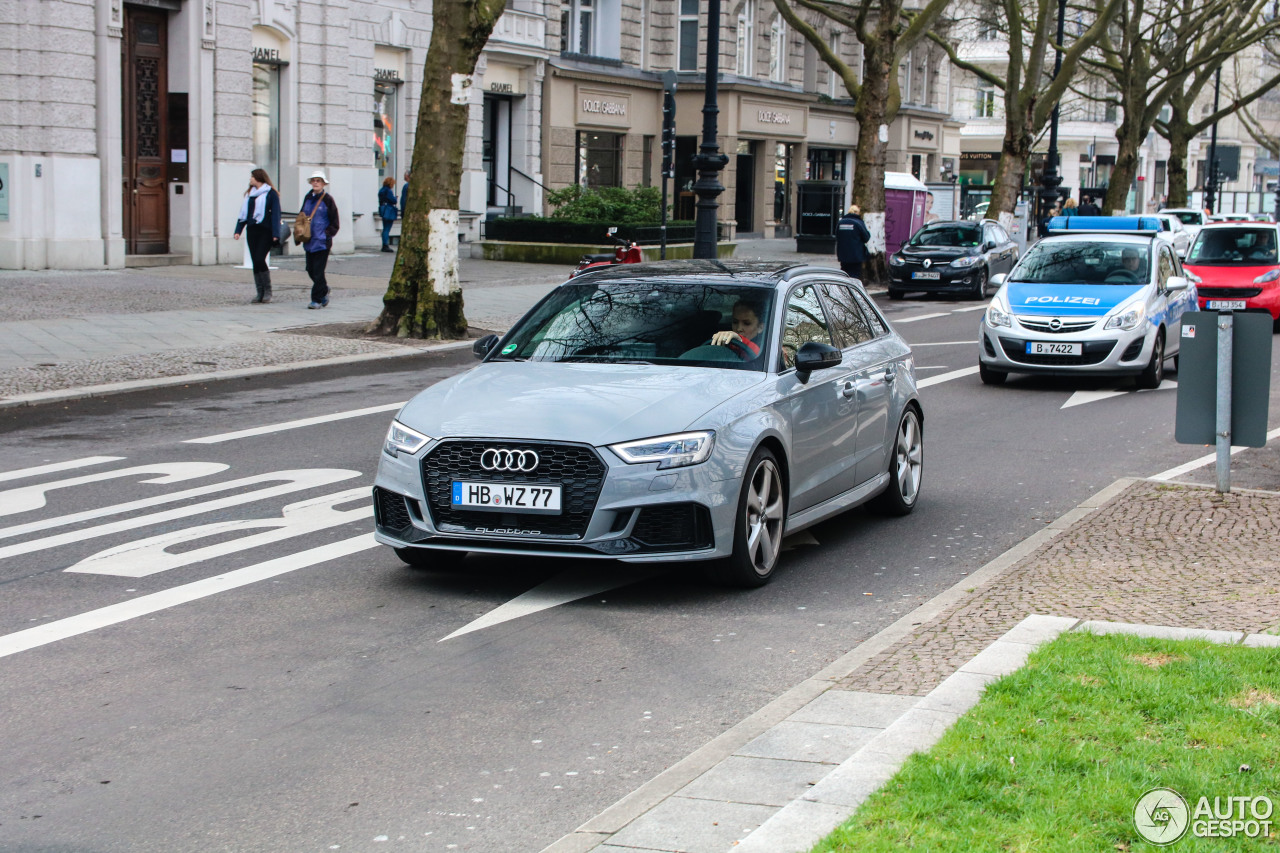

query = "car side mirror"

[
  {"left": 990, "top": 273, "right": 1007, "bottom": 287},
  {"left": 1165, "top": 276, "right": 1189, "bottom": 292},
  {"left": 473, "top": 334, "right": 500, "bottom": 359},
  {"left": 983, "top": 240, "right": 996, "bottom": 252},
  {"left": 794, "top": 341, "right": 841, "bottom": 383}
]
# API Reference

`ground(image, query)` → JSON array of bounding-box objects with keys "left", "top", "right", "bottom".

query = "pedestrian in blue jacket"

[{"left": 300, "top": 170, "right": 340, "bottom": 309}]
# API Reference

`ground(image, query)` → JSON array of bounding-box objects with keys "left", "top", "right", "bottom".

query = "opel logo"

[
  {"left": 1049, "top": 318, "right": 1062, "bottom": 330},
  {"left": 922, "top": 258, "right": 932, "bottom": 269},
  {"left": 480, "top": 448, "right": 540, "bottom": 472}
]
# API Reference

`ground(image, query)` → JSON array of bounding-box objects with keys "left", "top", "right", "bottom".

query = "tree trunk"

[
  {"left": 989, "top": 102, "right": 1034, "bottom": 229},
  {"left": 1164, "top": 120, "right": 1193, "bottom": 208},
  {"left": 1103, "top": 116, "right": 1144, "bottom": 215},
  {"left": 851, "top": 38, "right": 894, "bottom": 285},
  {"left": 371, "top": 0, "right": 505, "bottom": 339}
]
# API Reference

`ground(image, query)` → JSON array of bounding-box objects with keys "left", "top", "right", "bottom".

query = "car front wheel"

[
  {"left": 970, "top": 267, "right": 988, "bottom": 300},
  {"left": 707, "top": 447, "right": 786, "bottom": 588},
  {"left": 872, "top": 407, "right": 923, "bottom": 515},
  {"left": 1136, "top": 331, "right": 1165, "bottom": 390}
]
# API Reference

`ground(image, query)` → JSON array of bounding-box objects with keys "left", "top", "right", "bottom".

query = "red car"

[{"left": 1183, "top": 222, "right": 1280, "bottom": 331}]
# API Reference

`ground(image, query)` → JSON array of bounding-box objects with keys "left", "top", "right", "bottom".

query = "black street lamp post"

[
  {"left": 1204, "top": 67, "right": 1222, "bottom": 215},
  {"left": 692, "top": 0, "right": 728, "bottom": 259},
  {"left": 1037, "top": 0, "right": 1067, "bottom": 231}
]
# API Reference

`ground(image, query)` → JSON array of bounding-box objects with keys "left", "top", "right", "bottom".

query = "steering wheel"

[{"left": 1104, "top": 270, "right": 1140, "bottom": 284}]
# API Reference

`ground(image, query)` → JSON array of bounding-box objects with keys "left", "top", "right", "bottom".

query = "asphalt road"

[{"left": 2, "top": 294, "right": 1277, "bottom": 853}]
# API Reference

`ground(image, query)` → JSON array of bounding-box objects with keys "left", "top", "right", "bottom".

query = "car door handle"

[{"left": 839, "top": 380, "right": 856, "bottom": 399}]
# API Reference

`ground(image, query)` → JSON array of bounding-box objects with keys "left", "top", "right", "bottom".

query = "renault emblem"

[
  {"left": 480, "top": 448, "right": 540, "bottom": 472},
  {"left": 923, "top": 258, "right": 932, "bottom": 269}
]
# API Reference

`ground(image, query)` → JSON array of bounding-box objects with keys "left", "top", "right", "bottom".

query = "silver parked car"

[{"left": 373, "top": 261, "right": 923, "bottom": 587}]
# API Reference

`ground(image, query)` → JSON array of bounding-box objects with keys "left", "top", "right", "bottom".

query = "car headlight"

[
  {"left": 985, "top": 299, "right": 1012, "bottom": 328},
  {"left": 950, "top": 254, "right": 983, "bottom": 268},
  {"left": 1104, "top": 304, "right": 1146, "bottom": 331},
  {"left": 610, "top": 431, "right": 715, "bottom": 469},
  {"left": 888, "top": 254, "right": 905, "bottom": 266},
  {"left": 384, "top": 420, "right": 431, "bottom": 457},
  {"left": 1254, "top": 269, "right": 1280, "bottom": 284}
]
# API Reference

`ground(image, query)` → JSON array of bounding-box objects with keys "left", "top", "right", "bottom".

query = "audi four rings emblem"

[{"left": 480, "top": 448, "right": 540, "bottom": 472}]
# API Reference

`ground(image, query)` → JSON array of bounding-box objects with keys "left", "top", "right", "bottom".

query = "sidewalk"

[{"left": 0, "top": 239, "right": 837, "bottom": 404}]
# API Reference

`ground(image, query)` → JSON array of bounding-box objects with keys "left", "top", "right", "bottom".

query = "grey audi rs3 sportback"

[{"left": 373, "top": 260, "right": 922, "bottom": 587}]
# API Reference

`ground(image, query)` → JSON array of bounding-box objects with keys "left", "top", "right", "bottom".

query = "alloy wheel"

[
  {"left": 744, "top": 459, "right": 785, "bottom": 576},
  {"left": 894, "top": 411, "right": 923, "bottom": 505}
]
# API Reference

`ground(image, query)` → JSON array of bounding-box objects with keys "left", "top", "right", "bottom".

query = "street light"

[
  {"left": 1037, "top": 0, "right": 1067, "bottom": 231},
  {"left": 1204, "top": 67, "right": 1222, "bottom": 215},
  {"left": 692, "top": 0, "right": 728, "bottom": 259}
]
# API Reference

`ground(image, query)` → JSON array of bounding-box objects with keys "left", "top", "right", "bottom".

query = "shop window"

[
  {"left": 577, "top": 131, "right": 623, "bottom": 188},
  {"left": 252, "top": 62, "right": 281, "bottom": 182},
  {"left": 774, "top": 142, "right": 793, "bottom": 222},
  {"left": 678, "top": 0, "right": 699, "bottom": 71},
  {"left": 769, "top": 16, "right": 786, "bottom": 83},
  {"left": 806, "top": 148, "right": 844, "bottom": 181},
  {"left": 735, "top": 1, "right": 754, "bottom": 76},
  {"left": 374, "top": 80, "right": 398, "bottom": 181}
]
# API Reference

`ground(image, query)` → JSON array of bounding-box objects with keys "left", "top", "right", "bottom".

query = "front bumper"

[
  {"left": 889, "top": 265, "right": 982, "bottom": 292},
  {"left": 372, "top": 437, "right": 740, "bottom": 563},
  {"left": 1195, "top": 288, "right": 1280, "bottom": 321},
  {"left": 978, "top": 315, "right": 1156, "bottom": 377}
]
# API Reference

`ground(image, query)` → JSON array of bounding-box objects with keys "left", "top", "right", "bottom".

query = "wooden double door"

[{"left": 122, "top": 6, "right": 169, "bottom": 254}]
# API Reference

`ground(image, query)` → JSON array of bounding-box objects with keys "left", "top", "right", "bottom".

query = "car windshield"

[
  {"left": 908, "top": 225, "right": 981, "bottom": 248},
  {"left": 494, "top": 282, "right": 777, "bottom": 371},
  {"left": 1168, "top": 212, "right": 1201, "bottom": 226},
  {"left": 1010, "top": 241, "right": 1151, "bottom": 284},
  {"left": 1186, "top": 228, "right": 1278, "bottom": 266}
]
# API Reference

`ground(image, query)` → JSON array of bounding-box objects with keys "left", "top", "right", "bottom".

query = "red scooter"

[{"left": 570, "top": 227, "right": 643, "bottom": 277}]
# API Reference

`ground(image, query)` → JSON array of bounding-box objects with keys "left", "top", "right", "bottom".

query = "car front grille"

[
  {"left": 999, "top": 337, "right": 1116, "bottom": 366},
  {"left": 631, "top": 503, "right": 713, "bottom": 550},
  {"left": 1198, "top": 287, "right": 1262, "bottom": 299},
  {"left": 1016, "top": 317, "right": 1098, "bottom": 334},
  {"left": 421, "top": 440, "right": 606, "bottom": 539}
]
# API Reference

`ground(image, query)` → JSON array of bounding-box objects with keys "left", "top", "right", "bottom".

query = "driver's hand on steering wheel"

[{"left": 710, "top": 330, "right": 742, "bottom": 347}]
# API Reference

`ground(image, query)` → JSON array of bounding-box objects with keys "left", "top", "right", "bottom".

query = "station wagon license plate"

[
  {"left": 452, "top": 481, "right": 562, "bottom": 513},
  {"left": 912, "top": 271, "right": 941, "bottom": 280},
  {"left": 1207, "top": 299, "right": 1247, "bottom": 310},
  {"left": 1026, "top": 341, "right": 1082, "bottom": 356}
]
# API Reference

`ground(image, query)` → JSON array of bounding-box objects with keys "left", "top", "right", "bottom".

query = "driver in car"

[{"left": 709, "top": 300, "right": 764, "bottom": 360}]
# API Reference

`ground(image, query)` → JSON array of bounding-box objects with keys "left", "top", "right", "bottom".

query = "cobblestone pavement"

[{"left": 840, "top": 477, "right": 1280, "bottom": 698}]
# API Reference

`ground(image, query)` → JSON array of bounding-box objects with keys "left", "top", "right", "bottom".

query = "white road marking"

[
  {"left": 917, "top": 366, "right": 980, "bottom": 388},
  {"left": 0, "top": 456, "right": 125, "bottom": 484},
  {"left": 185, "top": 402, "right": 407, "bottom": 444},
  {"left": 0, "top": 462, "right": 228, "bottom": 516},
  {"left": 1151, "top": 426, "right": 1280, "bottom": 481},
  {"left": 0, "top": 469, "right": 361, "bottom": 560},
  {"left": 952, "top": 304, "right": 989, "bottom": 313},
  {"left": 68, "top": 488, "right": 373, "bottom": 577},
  {"left": 439, "top": 566, "right": 662, "bottom": 642},
  {"left": 0, "top": 534, "right": 377, "bottom": 659},
  {"left": 893, "top": 312, "right": 951, "bottom": 324},
  {"left": 1061, "top": 381, "right": 1177, "bottom": 410}
]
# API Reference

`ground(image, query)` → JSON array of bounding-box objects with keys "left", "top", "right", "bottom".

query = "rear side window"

[
  {"left": 780, "top": 285, "right": 835, "bottom": 369},
  {"left": 821, "top": 283, "right": 876, "bottom": 347}
]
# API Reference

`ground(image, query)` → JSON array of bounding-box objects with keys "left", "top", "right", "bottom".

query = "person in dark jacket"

[
  {"left": 300, "top": 170, "right": 340, "bottom": 309},
  {"left": 400, "top": 170, "right": 410, "bottom": 219},
  {"left": 835, "top": 204, "right": 871, "bottom": 280},
  {"left": 1078, "top": 195, "right": 1101, "bottom": 216},
  {"left": 233, "top": 168, "right": 282, "bottom": 304},
  {"left": 378, "top": 177, "right": 397, "bottom": 252}
]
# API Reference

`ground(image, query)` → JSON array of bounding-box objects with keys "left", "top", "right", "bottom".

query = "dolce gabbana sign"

[
  {"left": 740, "top": 98, "right": 806, "bottom": 137},
  {"left": 575, "top": 88, "right": 631, "bottom": 128}
]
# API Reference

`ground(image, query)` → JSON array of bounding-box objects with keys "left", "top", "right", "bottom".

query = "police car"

[{"left": 978, "top": 216, "right": 1197, "bottom": 388}]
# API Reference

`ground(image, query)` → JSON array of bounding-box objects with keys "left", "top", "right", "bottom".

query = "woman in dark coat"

[
  {"left": 233, "top": 168, "right": 283, "bottom": 303},
  {"left": 378, "top": 177, "right": 398, "bottom": 252}
]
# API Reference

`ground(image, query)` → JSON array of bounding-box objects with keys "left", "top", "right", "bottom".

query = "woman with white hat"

[{"left": 299, "top": 170, "right": 340, "bottom": 308}]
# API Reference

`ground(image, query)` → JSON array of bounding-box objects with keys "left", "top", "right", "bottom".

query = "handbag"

[
  {"left": 380, "top": 202, "right": 397, "bottom": 222},
  {"left": 292, "top": 207, "right": 312, "bottom": 246}
]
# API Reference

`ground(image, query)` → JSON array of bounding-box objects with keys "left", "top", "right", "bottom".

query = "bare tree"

[
  {"left": 931, "top": 0, "right": 1121, "bottom": 229},
  {"left": 773, "top": 0, "right": 951, "bottom": 280},
  {"left": 1081, "top": 0, "right": 1238, "bottom": 214},
  {"left": 370, "top": 0, "right": 507, "bottom": 339}
]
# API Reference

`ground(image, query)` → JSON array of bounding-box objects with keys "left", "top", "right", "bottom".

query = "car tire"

[
  {"left": 395, "top": 546, "right": 467, "bottom": 571},
  {"left": 888, "top": 288, "right": 904, "bottom": 301},
  {"left": 1273, "top": 315, "right": 1280, "bottom": 334},
  {"left": 979, "top": 362, "right": 1007, "bottom": 385},
  {"left": 706, "top": 447, "right": 786, "bottom": 588},
  {"left": 871, "top": 406, "right": 923, "bottom": 516},
  {"left": 1136, "top": 331, "right": 1165, "bottom": 390},
  {"left": 970, "top": 267, "right": 988, "bottom": 300}
]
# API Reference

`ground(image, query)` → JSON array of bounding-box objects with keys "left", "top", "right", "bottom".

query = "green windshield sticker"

[{"left": 501, "top": 343, "right": 517, "bottom": 355}]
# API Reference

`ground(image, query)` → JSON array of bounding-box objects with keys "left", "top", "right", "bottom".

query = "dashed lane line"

[
  {"left": 0, "top": 456, "right": 125, "bottom": 483},
  {"left": 185, "top": 402, "right": 406, "bottom": 444},
  {"left": 916, "top": 366, "right": 980, "bottom": 388}
]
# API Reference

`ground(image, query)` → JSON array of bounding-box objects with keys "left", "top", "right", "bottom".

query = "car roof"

[
  {"left": 1199, "top": 221, "right": 1280, "bottom": 230},
  {"left": 568, "top": 259, "right": 840, "bottom": 287},
  {"left": 1158, "top": 208, "right": 1203, "bottom": 215}
]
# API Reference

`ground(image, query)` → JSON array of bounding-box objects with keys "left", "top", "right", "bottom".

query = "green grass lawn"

[{"left": 812, "top": 632, "right": 1280, "bottom": 852}]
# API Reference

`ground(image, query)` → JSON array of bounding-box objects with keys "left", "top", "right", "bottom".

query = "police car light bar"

[{"left": 1045, "top": 215, "right": 1162, "bottom": 234}]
